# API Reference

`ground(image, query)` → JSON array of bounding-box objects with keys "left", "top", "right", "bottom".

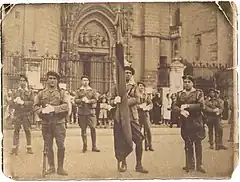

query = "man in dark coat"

[{"left": 172, "top": 75, "right": 206, "bottom": 173}]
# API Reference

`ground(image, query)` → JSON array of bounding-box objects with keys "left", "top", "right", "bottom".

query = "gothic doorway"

[
  {"left": 60, "top": 4, "right": 117, "bottom": 92},
  {"left": 69, "top": 53, "right": 112, "bottom": 93}
]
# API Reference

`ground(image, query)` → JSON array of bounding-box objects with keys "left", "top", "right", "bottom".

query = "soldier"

[
  {"left": 214, "top": 90, "right": 228, "bottom": 150},
  {"left": 112, "top": 66, "right": 148, "bottom": 173},
  {"left": 34, "top": 71, "right": 69, "bottom": 175},
  {"left": 205, "top": 88, "right": 220, "bottom": 149},
  {"left": 172, "top": 75, "right": 206, "bottom": 173},
  {"left": 9, "top": 75, "right": 34, "bottom": 155},
  {"left": 75, "top": 75, "right": 100, "bottom": 153},
  {"left": 137, "top": 81, "right": 154, "bottom": 151}
]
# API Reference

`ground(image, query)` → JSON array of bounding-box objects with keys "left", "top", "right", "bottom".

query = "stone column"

[
  {"left": 23, "top": 41, "right": 43, "bottom": 89},
  {"left": 169, "top": 51, "right": 185, "bottom": 94}
]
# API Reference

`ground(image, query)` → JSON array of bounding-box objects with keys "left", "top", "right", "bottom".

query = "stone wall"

[
  {"left": 3, "top": 4, "right": 61, "bottom": 57},
  {"left": 180, "top": 3, "right": 218, "bottom": 63}
]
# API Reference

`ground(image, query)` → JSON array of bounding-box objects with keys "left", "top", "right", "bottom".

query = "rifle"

[{"left": 42, "top": 144, "right": 48, "bottom": 178}]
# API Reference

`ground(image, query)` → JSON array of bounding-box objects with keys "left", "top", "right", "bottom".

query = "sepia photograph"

[{"left": 1, "top": 1, "right": 238, "bottom": 180}]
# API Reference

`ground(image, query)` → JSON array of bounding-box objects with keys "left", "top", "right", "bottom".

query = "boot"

[
  {"left": 57, "top": 149, "right": 68, "bottom": 176},
  {"left": 27, "top": 147, "right": 34, "bottom": 154},
  {"left": 149, "top": 145, "right": 154, "bottom": 151},
  {"left": 82, "top": 132, "right": 87, "bottom": 153},
  {"left": 46, "top": 166, "right": 55, "bottom": 175},
  {"left": 135, "top": 142, "right": 148, "bottom": 173},
  {"left": 209, "top": 144, "right": 214, "bottom": 149},
  {"left": 183, "top": 146, "right": 195, "bottom": 172},
  {"left": 117, "top": 159, "right": 127, "bottom": 172},
  {"left": 218, "top": 145, "right": 228, "bottom": 150},
  {"left": 135, "top": 163, "right": 149, "bottom": 174},
  {"left": 92, "top": 148, "right": 100, "bottom": 152},
  {"left": 82, "top": 144, "right": 87, "bottom": 153},
  {"left": 57, "top": 168, "right": 68, "bottom": 176},
  {"left": 196, "top": 165, "right": 206, "bottom": 173},
  {"left": 11, "top": 148, "right": 18, "bottom": 155},
  {"left": 91, "top": 128, "right": 100, "bottom": 152}
]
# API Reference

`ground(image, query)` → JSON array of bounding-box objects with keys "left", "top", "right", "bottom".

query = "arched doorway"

[{"left": 63, "top": 5, "right": 117, "bottom": 93}]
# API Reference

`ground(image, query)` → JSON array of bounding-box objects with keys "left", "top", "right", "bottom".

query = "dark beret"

[
  {"left": 137, "top": 81, "right": 145, "bottom": 87},
  {"left": 46, "top": 71, "right": 60, "bottom": 80},
  {"left": 182, "top": 75, "right": 194, "bottom": 82},
  {"left": 208, "top": 88, "right": 215, "bottom": 93},
  {"left": 214, "top": 89, "right": 220, "bottom": 94},
  {"left": 19, "top": 74, "right": 28, "bottom": 82},
  {"left": 124, "top": 66, "right": 135, "bottom": 75},
  {"left": 81, "top": 75, "right": 89, "bottom": 80}
]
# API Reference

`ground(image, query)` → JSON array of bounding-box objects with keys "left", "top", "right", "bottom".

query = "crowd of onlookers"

[{"left": 3, "top": 87, "right": 231, "bottom": 130}]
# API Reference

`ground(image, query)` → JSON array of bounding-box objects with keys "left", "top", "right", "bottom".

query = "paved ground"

[{"left": 2, "top": 124, "right": 234, "bottom": 180}]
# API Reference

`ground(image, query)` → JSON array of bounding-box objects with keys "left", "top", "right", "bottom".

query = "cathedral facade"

[{"left": 2, "top": 3, "right": 233, "bottom": 97}]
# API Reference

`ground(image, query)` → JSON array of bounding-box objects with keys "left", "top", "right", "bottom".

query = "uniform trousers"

[
  {"left": 41, "top": 122, "right": 66, "bottom": 169},
  {"left": 78, "top": 115, "right": 97, "bottom": 149},
  {"left": 207, "top": 117, "right": 223, "bottom": 146},
  {"left": 12, "top": 115, "right": 32, "bottom": 148}
]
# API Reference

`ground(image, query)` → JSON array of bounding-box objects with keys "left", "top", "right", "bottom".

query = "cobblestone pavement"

[{"left": 2, "top": 124, "right": 233, "bottom": 180}]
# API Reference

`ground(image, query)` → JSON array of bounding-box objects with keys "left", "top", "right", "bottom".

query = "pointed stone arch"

[{"left": 71, "top": 6, "right": 117, "bottom": 49}]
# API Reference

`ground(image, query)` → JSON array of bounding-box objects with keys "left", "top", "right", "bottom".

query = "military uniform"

[
  {"left": 205, "top": 96, "right": 223, "bottom": 149},
  {"left": 112, "top": 79, "right": 147, "bottom": 172},
  {"left": 75, "top": 86, "right": 100, "bottom": 152},
  {"left": 9, "top": 87, "right": 34, "bottom": 154},
  {"left": 138, "top": 92, "right": 154, "bottom": 151},
  {"left": 34, "top": 87, "right": 68, "bottom": 174},
  {"left": 172, "top": 87, "right": 205, "bottom": 172}
]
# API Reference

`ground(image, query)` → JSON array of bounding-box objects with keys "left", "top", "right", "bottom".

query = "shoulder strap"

[
  {"left": 59, "top": 89, "right": 66, "bottom": 103},
  {"left": 176, "top": 91, "right": 183, "bottom": 99},
  {"left": 127, "top": 85, "right": 135, "bottom": 96},
  {"left": 38, "top": 90, "right": 44, "bottom": 100}
]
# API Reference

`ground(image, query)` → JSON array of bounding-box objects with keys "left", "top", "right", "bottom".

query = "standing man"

[
  {"left": 10, "top": 75, "right": 34, "bottom": 155},
  {"left": 172, "top": 75, "right": 206, "bottom": 173},
  {"left": 75, "top": 75, "right": 100, "bottom": 153},
  {"left": 137, "top": 81, "right": 154, "bottom": 151},
  {"left": 34, "top": 71, "right": 69, "bottom": 175},
  {"left": 112, "top": 66, "right": 148, "bottom": 173},
  {"left": 215, "top": 90, "right": 228, "bottom": 150},
  {"left": 205, "top": 88, "right": 228, "bottom": 150}
]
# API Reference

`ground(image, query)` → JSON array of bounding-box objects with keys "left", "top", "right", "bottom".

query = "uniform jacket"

[
  {"left": 138, "top": 91, "right": 153, "bottom": 120},
  {"left": 74, "top": 86, "right": 97, "bottom": 116},
  {"left": 205, "top": 97, "right": 224, "bottom": 118},
  {"left": 33, "top": 87, "right": 69, "bottom": 124},
  {"left": 111, "top": 79, "right": 141, "bottom": 121},
  {"left": 9, "top": 87, "right": 34, "bottom": 117},
  {"left": 172, "top": 88, "right": 205, "bottom": 130}
]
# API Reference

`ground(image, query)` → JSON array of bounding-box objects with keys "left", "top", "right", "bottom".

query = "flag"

[{"left": 113, "top": 8, "right": 133, "bottom": 162}]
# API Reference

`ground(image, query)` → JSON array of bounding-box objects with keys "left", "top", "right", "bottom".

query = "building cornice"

[{"left": 132, "top": 33, "right": 175, "bottom": 40}]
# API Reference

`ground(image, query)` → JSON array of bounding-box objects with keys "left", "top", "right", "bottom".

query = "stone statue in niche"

[
  {"left": 101, "top": 36, "right": 108, "bottom": 47},
  {"left": 78, "top": 33, "right": 84, "bottom": 44},
  {"left": 95, "top": 33, "right": 101, "bottom": 47},
  {"left": 83, "top": 29, "right": 91, "bottom": 45},
  {"left": 91, "top": 34, "right": 96, "bottom": 47}
]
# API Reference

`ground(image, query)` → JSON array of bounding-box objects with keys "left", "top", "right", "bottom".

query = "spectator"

[
  {"left": 98, "top": 94, "right": 109, "bottom": 128},
  {"left": 152, "top": 92, "right": 162, "bottom": 125}
]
